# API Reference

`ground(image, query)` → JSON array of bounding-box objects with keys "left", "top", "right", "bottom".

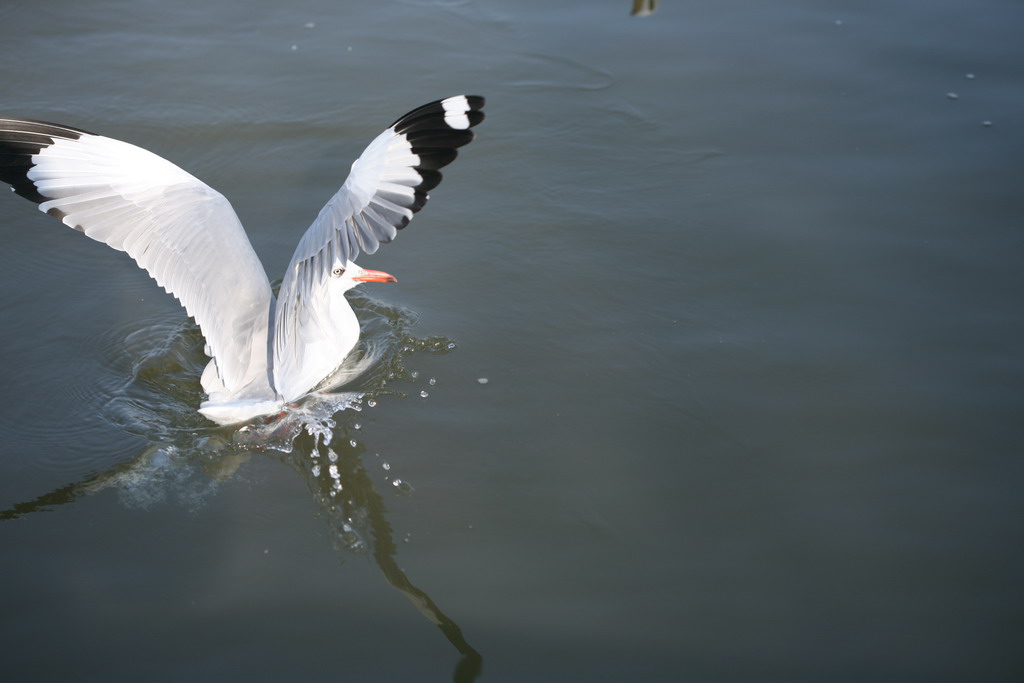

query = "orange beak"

[{"left": 353, "top": 268, "right": 397, "bottom": 283}]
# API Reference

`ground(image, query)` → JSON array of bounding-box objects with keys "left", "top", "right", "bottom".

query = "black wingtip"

[
  {"left": 347, "top": 96, "right": 484, "bottom": 248},
  {"left": 384, "top": 96, "right": 486, "bottom": 219},
  {"left": 0, "top": 118, "right": 92, "bottom": 205},
  {"left": 391, "top": 95, "right": 486, "bottom": 137}
]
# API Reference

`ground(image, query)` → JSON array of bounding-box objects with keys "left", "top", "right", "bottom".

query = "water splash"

[
  {"left": 109, "top": 444, "right": 222, "bottom": 512},
  {"left": 233, "top": 391, "right": 364, "bottom": 454}
]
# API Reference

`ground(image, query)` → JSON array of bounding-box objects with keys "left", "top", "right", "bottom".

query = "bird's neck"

[{"left": 328, "top": 292, "right": 360, "bottom": 351}]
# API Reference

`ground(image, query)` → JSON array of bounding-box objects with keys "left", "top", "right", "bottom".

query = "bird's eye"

[{"left": 332, "top": 267, "right": 345, "bottom": 277}]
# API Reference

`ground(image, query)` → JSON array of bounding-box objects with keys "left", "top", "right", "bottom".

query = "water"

[{"left": 2, "top": 0, "right": 1023, "bottom": 680}]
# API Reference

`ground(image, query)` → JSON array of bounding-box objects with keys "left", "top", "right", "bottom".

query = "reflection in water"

[
  {"left": 286, "top": 426, "right": 483, "bottom": 682},
  {"left": 0, "top": 296, "right": 482, "bottom": 682},
  {"left": 631, "top": 0, "right": 658, "bottom": 17}
]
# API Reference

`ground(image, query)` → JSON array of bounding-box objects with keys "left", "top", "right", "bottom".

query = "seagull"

[{"left": 0, "top": 95, "right": 485, "bottom": 425}]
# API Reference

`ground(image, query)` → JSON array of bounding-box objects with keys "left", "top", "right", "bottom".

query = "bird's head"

[{"left": 331, "top": 260, "right": 397, "bottom": 293}]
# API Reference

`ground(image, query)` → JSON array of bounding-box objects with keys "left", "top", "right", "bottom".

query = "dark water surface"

[{"left": 2, "top": 0, "right": 1022, "bottom": 681}]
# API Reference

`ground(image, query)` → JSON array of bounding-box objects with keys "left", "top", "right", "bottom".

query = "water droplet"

[
  {"left": 946, "top": 92, "right": 959, "bottom": 100},
  {"left": 367, "top": 399, "right": 377, "bottom": 408},
  {"left": 349, "top": 439, "right": 358, "bottom": 448},
  {"left": 328, "top": 450, "right": 338, "bottom": 462},
  {"left": 290, "top": 44, "right": 298, "bottom": 51},
  {"left": 966, "top": 73, "right": 976, "bottom": 79},
  {"left": 428, "top": 377, "right": 436, "bottom": 386},
  {"left": 477, "top": 377, "right": 489, "bottom": 384},
  {"left": 329, "top": 464, "right": 340, "bottom": 479},
  {"left": 410, "top": 371, "right": 419, "bottom": 380},
  {"left": 382, "top": 461, "right": 391, "bottom": 471},
  {"left": 447, "top": 342, "right": 457, "bottom": 350},
  {"left": 392, "top": 479, "right": 414, "bottom": 495},
  {"left": 304, "top": 21, "right": 316, "bottom": 28},
  {"left": 419, "top": 390, "right": 429, "bottom": 398},
  {"left": 982, "top": 120, "right": 993, "bottom": 127},
  {"left": 311, "top": 464, "right": 321, "bottom": 477},
  {"left": 353, "top": 422, "right": 362, "bottom": 430}
]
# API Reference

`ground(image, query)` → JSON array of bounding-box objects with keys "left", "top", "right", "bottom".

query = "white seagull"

[{"left": 0, "top": 95, "right": 485, "bottom": 425}]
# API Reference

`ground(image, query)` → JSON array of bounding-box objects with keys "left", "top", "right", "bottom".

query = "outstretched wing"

[
  {"left": 272, "top": 95, "right": 485, "bottom": 400},
  {"left": 0, "top": 118, "right": 274, "bottom": 395}
]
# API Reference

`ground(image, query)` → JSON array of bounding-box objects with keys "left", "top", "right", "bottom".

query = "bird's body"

[{"left": 0, "top": 96, "right": 484, "bottom": 424}]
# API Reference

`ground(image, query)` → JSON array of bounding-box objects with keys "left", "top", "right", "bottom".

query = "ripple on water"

[
  {"left": 397, "top": 0, "right": 474, "bottom": 6},
  {"left": 0, "top": 316, "right": 160, "bottom": 472},
  {"left": 3, "top": 288, "right": 455, "bottom": 523},
  {"left": 502, "top": 52, "right": 614, "bottom": 92},
  {"left": 102, "top": 317, "right": 213, "bottom": 440}
]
